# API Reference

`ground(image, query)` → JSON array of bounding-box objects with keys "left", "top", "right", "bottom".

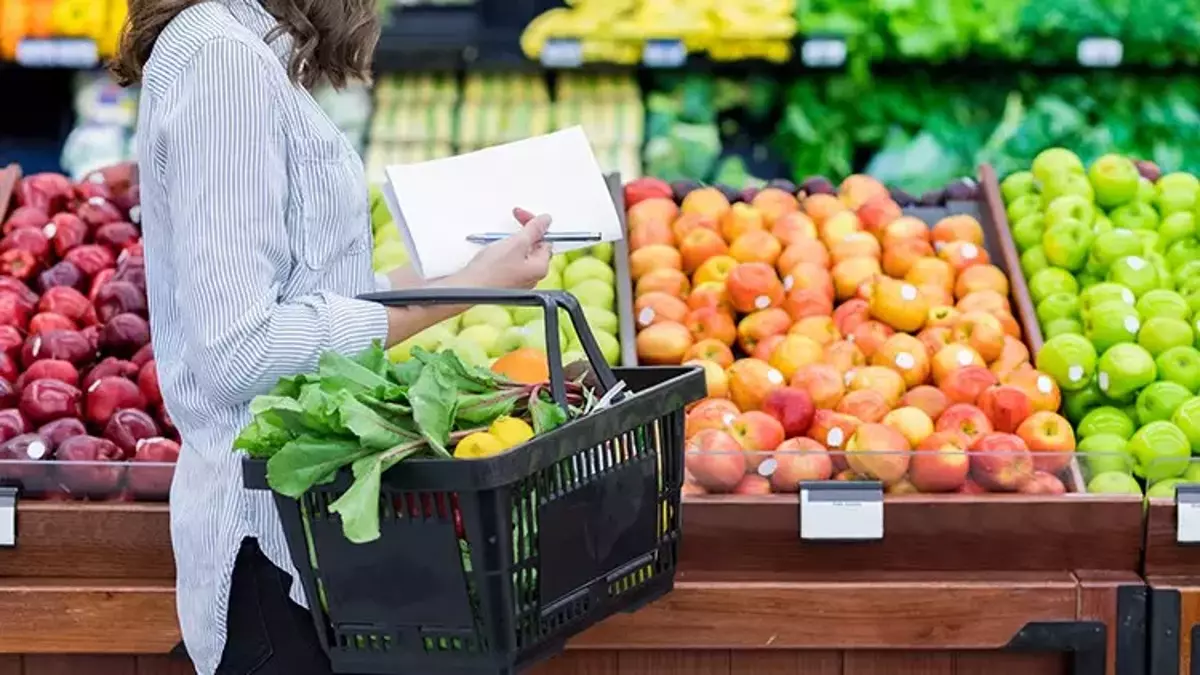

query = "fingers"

[
  {"left": 513, "top": 213, "right": 552, "bottom": 246},
  {"left": 513, "top": 207, "right": 536, "bottom": 225}
]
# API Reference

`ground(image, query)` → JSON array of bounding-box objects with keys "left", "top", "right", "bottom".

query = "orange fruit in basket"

[{"left": 491, "top": 348, "right": 550, "bottom": 384}]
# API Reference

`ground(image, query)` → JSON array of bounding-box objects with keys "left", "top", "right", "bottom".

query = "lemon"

[
  {"left": 489, "top": 417, "right": 535, "bottom": 449},
  {"left": 454, "top": 432, "right": 505, "bottom": 459}
]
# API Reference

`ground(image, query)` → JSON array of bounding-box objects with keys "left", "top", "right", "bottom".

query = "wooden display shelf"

[{"left": 1144, "top": 499, "right": 1200, "bottom": 675}]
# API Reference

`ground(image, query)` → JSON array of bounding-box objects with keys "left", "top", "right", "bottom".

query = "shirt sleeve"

[{"left": 158, "top": 39, "right": 389, "bottom": 408}]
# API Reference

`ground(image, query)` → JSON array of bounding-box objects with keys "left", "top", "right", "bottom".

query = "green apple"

[
  {"left": 582, "top": 306, "right": 619, "bottom": 335},
  {"left": 372, "top": 239, "right": 409, "bottom": 273},
  {"left": 1036, "top": 292, "right": 1081, "bottom": 325},
  {"left": 1081, "top": 283, "right": 1136, "bottom": 314},
  {"left": 1028, "top": 268, "right": 1079, "bottom": 305},
  {"left": 1147, "top": 478, "right": 1186, "bottom": 499},
  {"left": 1077, "top": 434, "right": 1134, "bottom": 476},
  {"left": 567, "top": 279, "right": 615, "bottom": 311},
  {"left": 1155, "top": 172, "right": 1200, "bottom": 214},
  {"left": 1042, "top": 220, "right": 1094, "bottom": 271},
  {"left": 1064, "top": 379, "right": 1108, "bottom": 424},
  {"left": 1129, "top": 420, "right": 1191, "bottom": 482},
  {"left": 562, "top": 257, "right": 615, "bottom": 289},
  {"left": 1076, "top": 272, "right": 1102, "bottom": 289},
  {"left": 1036, "top": 333, "right": 1098, "bottom": 391},
  {"left": 1134, "top": 230, "right": 1161, "bottom": 258},
  {"left": 1097, "top": 343, "right": 1157, "bottom": 401},
  {"left": 1083, "top": 301, "right": 1140, "bottom": 354},
  {"left": 1137, "top": 381, "right": 1194, "bottom": 426},
  {"left": 1020, "top": 246, "right": 1050, "bottom": 278},
  {"left": 1078, "top": 406, "right": 1136, "bottom": 439},
  {"left": 461, "top": 305, "right": 514, "bottom": 331},
  {"left": 1001, "top": 170, "right": 1038, "bottom": 203},
  {"left": 1006, "top": 195, "right": 1043, "bottom": 227},
  {"left": 387, "top": 323, "right": 455, "bottom": 362},
  {"left": 456, "top": 324, "right": 502, "bottom": 357},
  {"left": 1011, "top": 213, "right": 1046, "bottom": 253},
  {"left": 1190, "top": 291, "right": 1200, "bottom": 318},
  {"left": 1110, "top": 201, "right": 1161, "bottom": 231},
  {"left": 444, "top": 336, "right": 491, "bottom": 369},
  {"left": 1087, "top": 471, "right": 1144, "bottom": 495},
  {"left": 1092, "top": 216, "right": 1114, "bottom": 235},
  {"left": 594, "top": 330, "right": 621, "bottom": 365},
  {"left": 1185, "top": 462, "right": 1200, "bottom": 483},
  {"left": 549, "top": 254, "right": 570, "bottom": 273},
  {"left": 1088, "top": 154, "right": 1140, "bottom": 208},
  {"left": 1138, "top": 316, "right": 1194, "bottom": 357},
  {"left": 1174, "top": 260, "right": 1200, "bottom": 289},
  {"left": 1166, "top": 239, "right": 1200, "bottom": 271},
  {"left": 494, "top": 326, "right": 528, "bottom": 356},
  {"left": 1042, "top": 173, "right": 1094, "bottom": 206},
  {"left": 1089, "top": 229, "right": 1144, "bottom": 273},
  {"left": 1136, "top": 177, "right": 1157, "bottom": 204},
  {"left": 521, "top": 319, "right": 570, "bottom": 353},
  {"left": 1172, "top": 396, "right": 1200, "bottom": 452},
  {"left": 1043, "top": 318, "right": 1083, "bottom": 338},
  {"left": 1157, "top": 346, "right": 1200, "bottom": 393},
  {"left": 561, "top": 350, "right": 587, "bottom": 368},
  {"left": 564, "top": 248, "right": 591, "bottom": 263},
  {"left": 1158, "top": 212, "right": 1197, "bottom": 250},
  {"left": 1137, "top": 290, "right": 1192, "bottom": 322},
  {"left": 1045, "top": 194, "right": 1097, "bottom": 228},
  {"left": 1107, "top": 256, "right": 1159, "bottom": 297},
  {"left": 1032, "top": 147, "right": 1085, "bottom": 185},
  {"left": 589, "top": 242, "right": 614, "bottom": 264}
]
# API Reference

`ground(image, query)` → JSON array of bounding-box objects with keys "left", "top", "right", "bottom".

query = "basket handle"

[{"left": 358, "top": 288, "right": 620, "bottom": 411}]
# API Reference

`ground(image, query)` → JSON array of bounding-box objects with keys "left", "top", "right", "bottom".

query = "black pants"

[{"left": 217, "top": 538, "right": 338, "bottom": 675}]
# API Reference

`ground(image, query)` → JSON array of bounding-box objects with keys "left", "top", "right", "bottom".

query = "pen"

[{"left": 466, "top": 232, "right": 603, "bottom": 245}]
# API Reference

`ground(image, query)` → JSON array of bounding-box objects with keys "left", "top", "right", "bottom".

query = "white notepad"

[{"left": 381, "top": 127, "right": 624, "bottom": 280}]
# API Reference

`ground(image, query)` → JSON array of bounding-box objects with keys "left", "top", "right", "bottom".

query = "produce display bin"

[
  {"left": 244, "top": 288, "right": 705, "bottom": 675},
  {"left": 1145, "top": 457, "right": 1200, "bottom": 675}
]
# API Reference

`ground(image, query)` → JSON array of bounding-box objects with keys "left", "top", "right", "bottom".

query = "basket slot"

[{"left": 336, "top": 628, "right": 393, "bottom": 653}]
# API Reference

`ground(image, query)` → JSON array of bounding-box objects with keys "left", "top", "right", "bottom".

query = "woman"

[{"left": 112, "top": 2, "right": 552, "bottom": 673}]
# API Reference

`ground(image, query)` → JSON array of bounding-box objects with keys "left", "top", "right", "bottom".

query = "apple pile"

[
  {"left": 1001, "top": 149, "right": 1200, "bottom": 497},
  {"left": 622, "top": 175, "right": 1075, "bottom": 497},
  {"left": 0, "top": 165, "right": 180, "bottom": 501},
  {"left": 387, "top": 246, "right": 623, "bottom": 369}
]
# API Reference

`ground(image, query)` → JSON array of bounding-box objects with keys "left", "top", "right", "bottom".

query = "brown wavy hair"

[{"left": 111, "top": 0, "right": 381, "bottom": 88}]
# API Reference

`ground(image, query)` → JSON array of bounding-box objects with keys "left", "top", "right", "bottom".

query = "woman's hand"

[{"left": 457, "top": 208, "right": 553, "bottom": 290}]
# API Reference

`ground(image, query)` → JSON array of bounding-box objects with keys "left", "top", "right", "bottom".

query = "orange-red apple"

[
  {"left": 678, "top": 228, "right": 729, "bottom": 274},
  {"left": 636, "top": 321, "right": 694, "bottom": 365},
  {"left": 790, "top": 363, "right": 846, "bottom": 409},
  {"left": 910, "top": 430, "right": 971, "bottom": 492},
  {"left": 761, "top": 386, "right": 817, "bottom": 438},
  {"left": 683, "top": 339, "right": 735, "bottom": 369},
  {"left": 681, "top": 187, "right": 731, "bottom": 220},
  {"left": 685, "top": 429, "right": 746, "bottom": 492},
  {"left": 685, "top": 307, "right": 737, "bottom": 346},
  {"left": 685, "top": 359, "right": 730, "bottom": 399},
  {"left": 900, "top": 385, "right": 950, "bottom": 422},
  {"left": 737, "top": 308, "right": 792, "bottom": 355},
  {"left": 882, "top": 406, "right": 936, "bottom": 448},
  {"left": 729, "top": 229, "right": 783, "bottom": 267},
  {"left": 932, "top": 344, "right": 986, "bottom": 384},
  {"left": 970, "top": 432, "right": 1035, "bottom": 492},
  {"left": 636, "top": 268, "right": 690, "bottom": 298},
  {"left": 692, "top": 254, "right": 738, "bottom": 286},
  {"left": 771, "top": 211, "right": 818, "bottom": 246},
  {"left": 726, "top": 262, "right": 785, "bottom": 313},
  {"left": 939, "top": 365, "right": 999, "bottom": 406},
  {"left": 767, "top": 334, "right": 824, "bottom": 381},
  {"left": 720, "top": 202, "right": 767, "bottom": 242},
  {"left": 935, "top": 403, "right": 994, "bottom": 445},
  {"left": 727, "top": 358, "right": 786, "bottom": 412},
  {"left": 872, "top": 333, "right": 931, "bottom": 388},
  {"left": 1015, "top": 411, "right": 1076, "bottom": 475},
  {"left": 789, "top": 316, "right": 840, "bottom": 346},
  {"left": 769, "top": 438, "right": 833, "bottom": 491},
  {"left": 846, "top": 422, "right": 912, "bottom": 485},
  {"left": 977, "top": 385, "right": 1033, "bottom": 434},
  {"left": 634, "top": 292, "right": 689, "bottom": 329},
  {"left": 837, "top": 389, "right": 891, "bottom": 424}
]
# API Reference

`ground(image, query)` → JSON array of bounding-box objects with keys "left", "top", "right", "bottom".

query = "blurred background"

[{"left": 2, "top": 0, "right": 1199, "bottom": 190}]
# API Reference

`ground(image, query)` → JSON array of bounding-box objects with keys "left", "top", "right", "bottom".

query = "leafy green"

[{"left": 238, "top": 342, "right": 595, "bottom": 543}]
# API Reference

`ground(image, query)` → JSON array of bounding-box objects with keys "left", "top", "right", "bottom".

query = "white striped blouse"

[{"left": 135, "top": 1, "right": 389, "bottom": 672}]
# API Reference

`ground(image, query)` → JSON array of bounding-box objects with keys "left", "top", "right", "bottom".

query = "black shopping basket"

[{"left": 243, "top": 288, "right": 706, "bottom": 674}]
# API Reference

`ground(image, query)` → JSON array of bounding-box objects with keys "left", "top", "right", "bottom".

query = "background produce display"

[
  {"left": 0, "top": 162, "right": 180, "bottom": 501},
  {"left": 621, "top": 173, "right": 1084, "bottom": 497},
  {"left": 1000, "top": 148, "right": 1200, "bottom": 497}
]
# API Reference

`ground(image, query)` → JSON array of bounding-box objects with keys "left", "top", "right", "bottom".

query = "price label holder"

[
  {"left": 16, "top": 38, "right": 100, "bottom": 69},
  {"left": 642, "top": 39, "right": 687, "bottom": 68},
  {"left": 799, "top": 481, "right": 883, "bottom": 542},
  {"left": 0, "top": 487, "right": 16, "bottom": 549},
  {"left": 540, "top": 39, "right": 584, "bottom": 69},
  {"left": 1175, "top": 484, "right": 1200, "bottom": 545},
  {"left": 801, "top": 36, "right": 847, "bottom": 68},
  {"left": 1077, "top": 37, "right": 1123, "bottom": 68}
]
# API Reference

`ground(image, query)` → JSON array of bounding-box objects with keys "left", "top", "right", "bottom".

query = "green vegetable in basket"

[{"left": 236, "top": 343, "right": 594, "bottom": 543}]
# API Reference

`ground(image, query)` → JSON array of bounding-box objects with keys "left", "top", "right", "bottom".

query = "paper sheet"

[{"left": 383, "top": 127, "right": 624, "bottom": 280}]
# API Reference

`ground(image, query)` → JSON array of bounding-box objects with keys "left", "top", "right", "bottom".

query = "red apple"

[{"left": 761, "top": 386, "right": 816, "bottom": 438}]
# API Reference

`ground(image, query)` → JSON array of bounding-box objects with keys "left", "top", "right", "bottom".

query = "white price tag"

[
  {"left": 540, "top": 39, "right": 584, "bottom": 68},
  {"left": 0, "top": 488, "right": 15, "bottom": 548},
  {"left": 1077, "top": 37, "right": 1123, "bottom": 68},
  {"left": 16, "top": 38, "right": 99, "bottom": 69},
  {"left": 1176, "top": 485, "right": 1200, "bottom": 544},
  {"left": 642, "top": 39, "right": 687, "bottom": 68},
  {"left": 799, "top": 481, "right": 884, "bottom": 541},
  {"left": 801, "top": 38, "right": 847, "bottom": 68}
]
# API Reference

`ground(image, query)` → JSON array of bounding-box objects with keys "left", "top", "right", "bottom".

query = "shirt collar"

[{"left": 219, "top": 0, "right": 294, "bottom": 67}]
